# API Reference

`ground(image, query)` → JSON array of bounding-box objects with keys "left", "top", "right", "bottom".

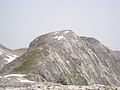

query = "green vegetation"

[
  {"left": 13, "top": 50, "right": 39, "bottom": 71},
  {"left": 13, "top": 44, "right": 50, "bottom": 72}
]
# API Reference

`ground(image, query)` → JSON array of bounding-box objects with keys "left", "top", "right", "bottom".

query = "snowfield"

[{"left": 4, "top": 55, "right": 18, "bottom": 63}]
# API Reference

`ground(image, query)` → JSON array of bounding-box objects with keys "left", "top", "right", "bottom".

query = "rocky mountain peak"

[
  {"left": 0, "top": 30, "right": 120, "bottom": 87},
  {"left": 28, "top": 30, "right": 78, "bottom": 51}
]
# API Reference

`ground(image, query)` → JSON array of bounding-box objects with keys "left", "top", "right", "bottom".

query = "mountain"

[
  {"left": 0, "top": 30, "right": 120, "bottom": 87},
  {"left": 0, "top": 44, "right": 27, "bottom": 70}
]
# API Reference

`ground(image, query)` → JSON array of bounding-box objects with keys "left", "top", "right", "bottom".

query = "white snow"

[
  {"left": 54, "top": 36, "right": 59, "bottom": 39},
  {"left": 0, "top": 49, "right": 3, "bottom": 55},
  {"left": 0, "top": 51, "right": 2, "bottom": 55},
  {"left": 0, "top": 76, "right": 2, "bottom": 78},
  {"left": 19, "top": 78, "right": 35, "bottom": 83},
  {"left": 54, "top": 32, "right": 59, "bottom": 34},
  {"left": 4, "top": 55, "right": 18, "bottom": 63},
  {"left": 73, "top": 33, "right": 77, "bottom": 38},
  {"left": 54, "top": 35, "right": 64, "bottom": 40},
  {"left": 66, "top": 61, "right": 70, "bottom": 64},
  {"left": 3, "top": 74, "right": 34, "bottom": 83},
  {"left": 64, "top": 31, "right": 69, "bottom": 34},
  {"left": 12, "top": 55, "right": 18, "bottom": 57},
  {"left": 4, "top": 74, "right": 26, "bottom": 78},
  {"left": 58, "top": 36, "right": 64, "bottom": 40}
]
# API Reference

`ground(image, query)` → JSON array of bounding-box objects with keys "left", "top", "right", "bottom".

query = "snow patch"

[
  {"left": 0, "top": 49, "right": 3, "bottom": 55},
  {"left": 0, "top": 76, "right": 2, "bottom": 78},
  {"left": 54, "top": 32, "right": 59, "bottom": 34},
  {"left": 66, "top": 61, "right": 70, "bottom": 64},
  {"left": 3, "top": 74, "right": 34, "bottom": 83},
  {"left": 19, "top": 79, "right": 35, "bottom": 83},
  {"left": 58, "top": 36, "right": 64, "bottom": 40},
  {"left": 4, "top": 55, "right": 18, "bottom": 63},
  {"left": 0, "top": 51, "right": 2, "bottom": 55},
  {"left": 4, "top": 74, "right": 26, "bottom": 78},
  {"left": 73, "top": 33, "right": 77, "bottom": 38},
  {"left": 0, "top": 49, "right": 3, "bottom": 52},
  {"left": 54, "top": 35, "right": 65, "bottom": 40},
  {"left": 64, "top": 31, "right": 69, "bottom": 34},
  {"left": 54, "top": 36, "right": 59, "bottom": 39}
]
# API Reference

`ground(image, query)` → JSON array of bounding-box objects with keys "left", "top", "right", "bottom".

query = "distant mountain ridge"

[
  {"left": 0, "top": 44, "right": 27, "bottom": 70},
  {"left": 0, "top": 30, "right": 120, "bottom": 87}
]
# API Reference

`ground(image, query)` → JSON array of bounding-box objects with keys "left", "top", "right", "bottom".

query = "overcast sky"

[{"left": 0, "top": 0, "right": 120, "bottom": 50}]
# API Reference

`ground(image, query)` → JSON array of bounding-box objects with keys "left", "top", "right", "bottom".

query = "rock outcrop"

[{"left": 0, "top": 30, "right": 120, "bottom": 87}]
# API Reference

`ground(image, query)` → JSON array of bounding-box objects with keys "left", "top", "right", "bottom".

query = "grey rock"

[{"left": 112, "top": 51, "right": 120, "bottom": 61}]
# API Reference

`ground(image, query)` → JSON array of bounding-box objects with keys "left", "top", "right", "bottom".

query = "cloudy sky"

[{"left": 0, "top": 0, "right": 120, "bottom": 50}]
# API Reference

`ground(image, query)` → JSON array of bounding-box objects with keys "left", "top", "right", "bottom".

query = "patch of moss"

[
  {"left": 13, "top": 50, "right": 39, "bottom": 71},
  {"left": 13, "top": 46, "right": 49, "bottom": 72}
]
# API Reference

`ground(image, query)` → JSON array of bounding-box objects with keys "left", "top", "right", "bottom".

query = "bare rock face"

[
  {"left": 0, "top": 30, "right": 120, "bottom": 86},
  {"left": 112, "top": 51, "right": 120, "bottom": 62}
]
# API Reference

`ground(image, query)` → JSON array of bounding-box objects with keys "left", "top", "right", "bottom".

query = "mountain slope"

[{"left": 0, "top": 30, "right": 120, "bottom": 86}]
